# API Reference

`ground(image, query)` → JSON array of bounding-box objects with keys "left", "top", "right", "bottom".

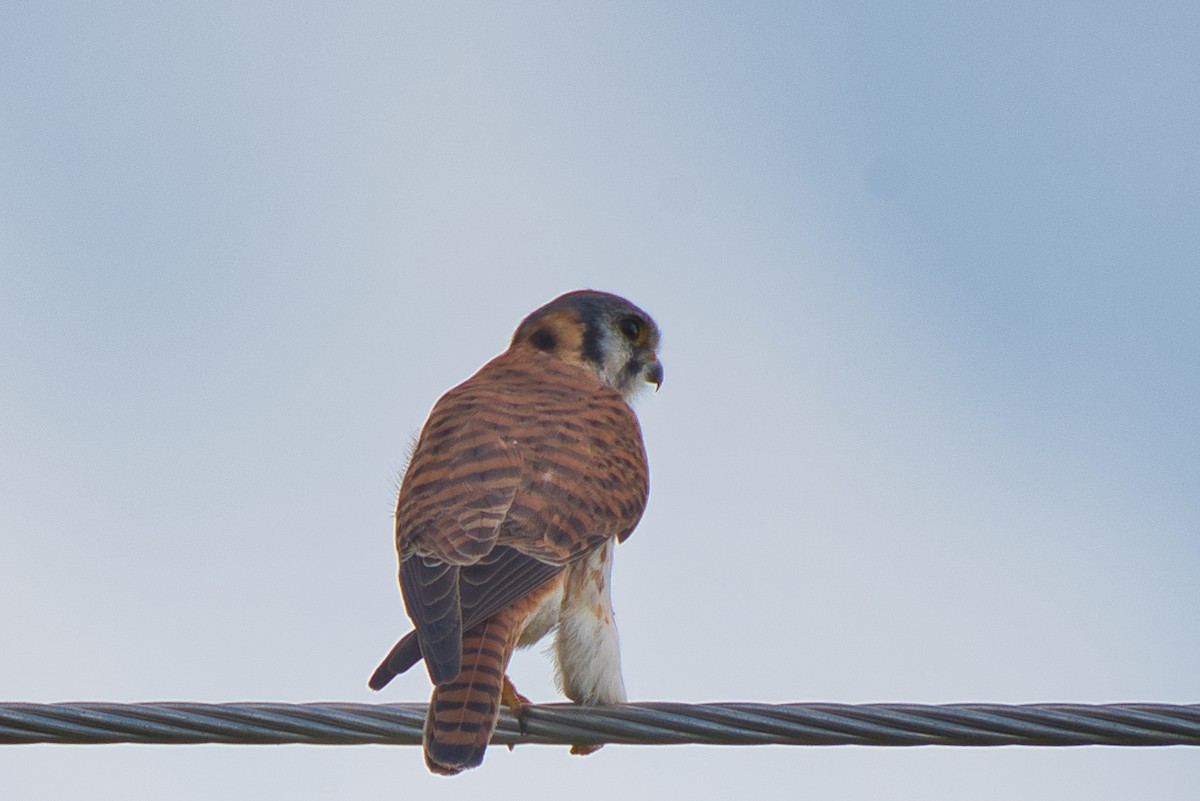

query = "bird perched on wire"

[{"left": 369, "top": 289, "right": 663, "bottom": 775}]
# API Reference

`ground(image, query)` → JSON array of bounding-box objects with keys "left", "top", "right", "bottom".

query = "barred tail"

[{"left": 423, "top": 615, "right": 515, "bottom": 775}]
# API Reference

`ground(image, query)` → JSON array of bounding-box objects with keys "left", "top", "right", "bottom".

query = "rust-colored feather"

[
  {"left": 397, "top": 347, "right": 649, "bottom": 565},
  {"left": 371, "top": 290, "right": 660, "bottom": 774},
  {"left": 423, "top": 578, "right": 562, "bottom": 775}
]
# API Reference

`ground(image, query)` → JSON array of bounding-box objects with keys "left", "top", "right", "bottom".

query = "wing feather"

[
  {"left": 369, "top": 545, "right": 562, "bottom": 689},
  {"left": 399, "top": 558, "right": 461, "bottom": 683},
  {"left": 380, "top": 349, "right": 648, "bottom": 689}
]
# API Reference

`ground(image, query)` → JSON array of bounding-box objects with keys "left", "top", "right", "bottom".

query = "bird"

[{"left": 368, "top": 289, "right": 663, "bottom": 775}]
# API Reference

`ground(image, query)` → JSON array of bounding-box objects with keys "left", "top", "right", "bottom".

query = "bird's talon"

[
  {"left": 501, "top": 675, "right": 531, "bottom": 713},
  {"left": 501, "top": 675, "right": 531, "bottom": 736}
]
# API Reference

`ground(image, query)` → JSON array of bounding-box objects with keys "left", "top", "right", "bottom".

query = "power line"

[{"left": 2, "top": 702, "right": 1198, "bottom": 747}]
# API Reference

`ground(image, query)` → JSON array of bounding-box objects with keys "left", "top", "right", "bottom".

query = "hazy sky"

[{"left": 2, "top": 3, "right": 1198, "bottom": 798}]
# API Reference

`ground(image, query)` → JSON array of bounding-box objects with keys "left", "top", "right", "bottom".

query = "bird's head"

[{"left": 511, "top": 289, "right": 663, "bottom": 400}]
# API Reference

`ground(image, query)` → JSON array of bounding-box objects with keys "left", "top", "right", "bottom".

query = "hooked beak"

[{"left": 645, "top": 359, "right": 664, "bottom": 392}]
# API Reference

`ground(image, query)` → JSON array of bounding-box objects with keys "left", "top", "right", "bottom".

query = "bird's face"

[{"left": 511, "top": 290, "right": 663, "bottom": 400}]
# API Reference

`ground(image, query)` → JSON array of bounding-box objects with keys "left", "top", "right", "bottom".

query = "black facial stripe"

[
  {"left": 581, "top": 318, "right": 605, "bottom": 366},
  {"left": 620, "top": 358, "right": 642, "bottom": 386}
]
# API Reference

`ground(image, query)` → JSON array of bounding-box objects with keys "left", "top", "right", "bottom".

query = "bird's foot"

[
  {"left": 501, "top": 675, "right": 531, "bottom": 750},
  {"left": 501, "top": 674, "right": 531, "bottom": 714}
]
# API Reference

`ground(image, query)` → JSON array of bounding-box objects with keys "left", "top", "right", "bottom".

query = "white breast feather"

[{"left": 553, "top": 539, "right": 627, "bottom": 704}]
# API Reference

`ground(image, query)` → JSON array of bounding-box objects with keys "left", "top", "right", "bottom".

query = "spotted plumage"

[{"left": 369, "top": 290, "right": 662, "bottom": 775}]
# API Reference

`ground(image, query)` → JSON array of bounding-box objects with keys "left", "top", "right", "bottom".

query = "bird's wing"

[{"left": 390, "top": 351, "right": 649, "bottom": 685}]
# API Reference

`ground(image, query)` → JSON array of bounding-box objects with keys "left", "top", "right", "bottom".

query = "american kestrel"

[{"left": 369, "top": 289, "right": 662, "bottom": 775}]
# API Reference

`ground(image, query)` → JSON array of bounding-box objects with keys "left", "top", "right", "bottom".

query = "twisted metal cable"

[{"left": 2, "top": 702, "right": 1198, "bottom": 747}]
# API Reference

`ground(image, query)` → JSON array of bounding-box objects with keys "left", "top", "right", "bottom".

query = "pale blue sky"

[{"left": 2, "top": 3, "right": 1198, "bottom": 799}]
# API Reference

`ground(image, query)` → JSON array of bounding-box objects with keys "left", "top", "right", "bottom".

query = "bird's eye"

[{"left": 619, "top": 317, "right": 643, "bottom": 342}]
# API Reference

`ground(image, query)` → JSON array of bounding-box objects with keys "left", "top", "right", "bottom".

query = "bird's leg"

[
  {"left": 503, "top": 676, "right": 601, "bottom": 755},
  {"left": 501, "top": 674, "right": 530, "bottom": 713},
  {"left": 500, "top": 674, "right": 531, "bottom": 749}
]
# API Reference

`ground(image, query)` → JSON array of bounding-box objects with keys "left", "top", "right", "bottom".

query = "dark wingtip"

[
  {"left": 425, "top": 651, "right": 462, "bottom": 686},
  {"left": 367, "top": 664, "right": 394, "bottom": 691},
  {"left": 368, "top": 631, "right": 425, "bottom": 691}
]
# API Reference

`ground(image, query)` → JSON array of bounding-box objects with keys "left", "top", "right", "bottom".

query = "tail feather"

[{"left": 423, "top": 616, "right": 515, "bottom": 775}]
